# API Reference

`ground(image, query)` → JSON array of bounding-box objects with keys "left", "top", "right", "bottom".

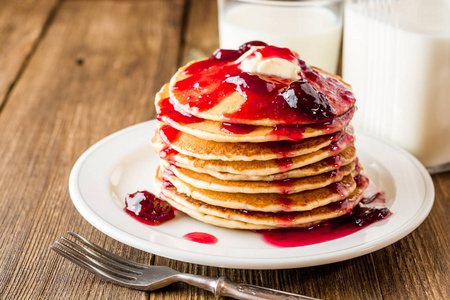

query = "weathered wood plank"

[
  {"left": 0, "top": 0, "right": 60, "bottom": 107},
  {"left": 372, "top": 172, "right": 450, "bottom": 300},
  {"left": 1, "top": 0, "right": 448, "bottom": 299},
  {"left": 0, "top": 0, "right": 184, "bottom": 299}
]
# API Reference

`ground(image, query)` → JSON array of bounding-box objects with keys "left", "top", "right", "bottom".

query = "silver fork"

[{"left": 50, "top": 232, "right": 320, "bottom": 300}]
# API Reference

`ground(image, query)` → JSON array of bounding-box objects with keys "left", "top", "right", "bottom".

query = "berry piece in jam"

[
  {"left": 212, "top": 41, "right": 268, "bottom": 62},
  {"left": 124, "top": 191, "right": 175, "bottom": 226},
  {"left": 212, "top": 48, "right": 242, "bottom": 61},
  {"left": 347, "top": 205, "right": 391, "bottom": 227},
  {"left": 279, "top": 79, "right": 336, "bottom": 122},
  {"left": 174, "top": 44, "right": 356, "bottom": 124},
  {"left": 238, "top": 41, "right": 268, "bottom": 53}
]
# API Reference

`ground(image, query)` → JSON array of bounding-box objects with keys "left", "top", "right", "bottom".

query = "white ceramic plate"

[{"left": 69, "top": 120, "right": 434, "bottom": 269}]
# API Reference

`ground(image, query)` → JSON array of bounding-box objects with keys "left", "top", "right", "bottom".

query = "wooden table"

[{"left": 1, "top": 0, "right": 448, "bottom": 299}]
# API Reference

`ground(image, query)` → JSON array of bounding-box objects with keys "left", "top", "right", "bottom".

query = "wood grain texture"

[
  {"left": 370, "top": 172, "right": 450, "bottom": 300},
  {"left": 0, "top": 0, "right": 61, "bottom": 107},
  {"left": 0, "top": 0, "right": 184, "bottom": 299},
  {"left": 0, "top": 0, "right": 449, "bottom": 299}
]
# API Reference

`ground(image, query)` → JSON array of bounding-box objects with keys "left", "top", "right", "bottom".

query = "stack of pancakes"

[{"left": 152, "top": 44, "right": 368, "bottom": 230}]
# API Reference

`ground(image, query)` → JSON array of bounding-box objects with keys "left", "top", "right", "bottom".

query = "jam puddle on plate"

[
  {"left": 257, "top": 196, "right": 391, "bottom": 248},
  {"left": 124, "top": 191, "right": 175, "bottom": 225},
  {"left": 125, "top": 190, "right": 391, "bottom": 248},
  {"left": 183, "top": 232, "right": 218, "bottom": 245}
]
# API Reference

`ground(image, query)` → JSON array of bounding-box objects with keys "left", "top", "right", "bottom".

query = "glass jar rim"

[{"left": 222, "top": 0, "right": 344, "bottom": 7}]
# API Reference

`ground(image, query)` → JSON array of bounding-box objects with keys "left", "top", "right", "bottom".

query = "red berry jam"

[
  {"left": 268, "top": 124, "right": 305, "bottom": 141},
  {"left": 213, "top": 41, "right": 268, "bottom": 62},
  {"left": 266, "top": 141, "right": 297, "bottom": 158},
  {"left": 157, "top": 90, "right": 355, "bottom": 142},
  {"left": 275, "top": 157, "right": 293, "bottom": 172},
  {"left": 362, "top": 191, "right": 386, "bottom": 206},
  {"left": 279, "top": 79, "right": 336, "bottom": 122},
  {"left": 159, "top": 124, "right": 181, "bottom": 144},
  {"left": 325, "top": 155, "right": 345, "bottom": 169},
  {"left": 238, "top": 40, "right": 268, "bottom": 53},
  {"left": 124, "top": 191, "right": 175, "bottom": 226},
  {"left": 276, "top": 197, "right": 294, "bottom": 211},
  {"left": 328, "top": 181, "right": 348, "bottom": 199},
  {"left": 183, "top": 232, "right": 218, "bottom": 244},
  {"left": 162, "top": 180, "right": 175, "bottom": 189},
  {"left": 159, "top": 146, "right": 178, "bottom": 161},
  {"left": 212, "top": 48, "right": 242, "bottom": 61},
  {"left": 157, "top": 97, "right": 203, "bottom": 125},
  {"left": 171, "top": 43, "right": 355, "bottom": 125},
  {"left": 258, "top": 201, "right": 391, "bottom": 248},
  {"left": 221, "top": 122, "right": 256, "bottom": 134},
  {"left": 354, "top": 174, "right": 370, "bottom": 187}
]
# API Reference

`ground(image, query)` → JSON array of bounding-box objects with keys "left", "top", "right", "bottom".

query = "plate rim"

[{"left": 68, "top": 120, "right": 435, "bottom": 269}]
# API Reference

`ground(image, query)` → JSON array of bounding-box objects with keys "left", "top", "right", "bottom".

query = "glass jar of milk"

[
  {"left": 342, "top": 0, "right": 450, "bottom": 173},
  {"left": 217, "top": 0, "right": 344, "bottom": 74}
]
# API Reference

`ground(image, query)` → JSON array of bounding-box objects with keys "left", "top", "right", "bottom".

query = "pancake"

[
  {"left": 162, "top": 161, "right": 357, "bottom": 194},
  {"left": 166, "top": 172, "right": 357, "bottom": 212},
  {"left": 156, "top": 84, "right": 355, "bottom": 142},
  {"left": 157, "top": 135, "right": 355, "bottom": 176},
  {"left": 158, "top": 173, "right": 366, "bottom": 229},
  {"left": 167, "top": 49, "right": 355, "bottom": 126},
  {"left": 153, "top": 122, "right": 346, "bottom": 161},
  {"left": 161, "top": 146, "right": 356, "bottom": 181},
  {"left": 149, "top": 43, "right": 371, "bottom": 231}
]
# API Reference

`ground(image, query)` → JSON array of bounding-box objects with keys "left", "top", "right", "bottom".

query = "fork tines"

[{"left": 50, "top": 232, "right": 145, "bottom": 284}]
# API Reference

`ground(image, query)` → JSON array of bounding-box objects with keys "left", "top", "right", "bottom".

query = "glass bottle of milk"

[
  {"left": 342, "top": 0, "right": 450, "bottom": 172},
  {"left": 217, "top": 0, "right": 344, "bottom": 74}
]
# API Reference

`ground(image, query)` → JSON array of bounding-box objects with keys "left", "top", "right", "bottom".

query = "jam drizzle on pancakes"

[{"left": 171, "top": 43, "right": 355, "bottom": 125}]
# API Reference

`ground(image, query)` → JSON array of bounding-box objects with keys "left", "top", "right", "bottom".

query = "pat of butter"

[{"left": 237, "top": 47, "right": 301, "bottom": 80}]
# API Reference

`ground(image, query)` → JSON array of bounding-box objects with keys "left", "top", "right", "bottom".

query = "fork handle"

[
  {"left": 178, "top": 274, "right": 320, "bottom": 300},
  {"left": 216, "top": 276, "right": 321, "bottom": 300}
]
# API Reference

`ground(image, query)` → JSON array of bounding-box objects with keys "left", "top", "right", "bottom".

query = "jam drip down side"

[
  {"left": 221, "top": 122, "right": 256, "bottom": 134},
  {"left": 157, "top": 97, "right": 203, "bottom": 125},
  {"left": 257, "top": 176, "right": 391, "bottom": 247},
  {"left": 158, "top": 124, "right": 182, "bottom": 145},
  {"left": 157, "top": 96, "right": 355, "bottom": 142}
]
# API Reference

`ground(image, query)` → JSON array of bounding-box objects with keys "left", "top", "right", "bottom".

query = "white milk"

[
  {"left": 218, "top": 3, "right": 343, "bottom": 74},
  {"left": 342, "top": 0, "right": 450, "bottom": 171}
]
